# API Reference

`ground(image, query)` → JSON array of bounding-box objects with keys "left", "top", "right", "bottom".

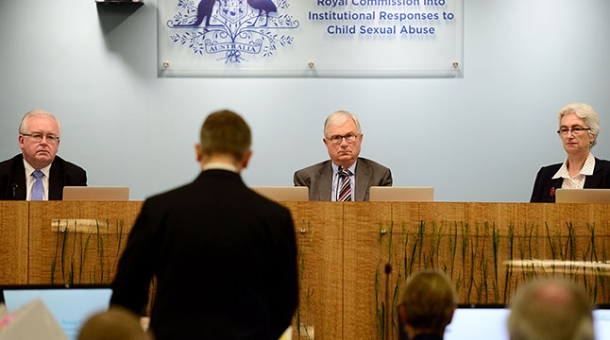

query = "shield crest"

[{"left": 219, "top": 0, "right": 248, "bottom": 23}]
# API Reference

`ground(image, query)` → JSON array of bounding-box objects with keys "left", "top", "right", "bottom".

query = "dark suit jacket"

[
  {"left": 0, "top": 154, "right": 87, "bottom": 200},
  {"left": 293, "top": 157, "right": 392, "bottom": 201},
  {"left": 530, "top": 158, "right": 610, "bottom": 202},
  {"left": 110, "top": 170, "right": 299, "bottom": 340}
]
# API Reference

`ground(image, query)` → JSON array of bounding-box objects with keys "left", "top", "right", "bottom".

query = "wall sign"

[{"left": 158, "top": 0, "right": 463, "bottom": 77}]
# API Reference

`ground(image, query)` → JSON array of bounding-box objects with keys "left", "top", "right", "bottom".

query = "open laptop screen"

[
  {"left": 595, "top": 304, "right": 610, "bottom": 339},
  {"left": 444, "top": 305, "right": 509, "bottom": 340},
  {"left": 0, "top": 285, "right": 113, "bottom": 340},
  {"left": 441, "top": 304, "right": 610, "bottom": 340}
]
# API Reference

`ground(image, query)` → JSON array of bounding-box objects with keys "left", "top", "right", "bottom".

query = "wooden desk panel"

[
  {"left": 27, "top": 201, "right": 142, "bottom": 285},
  {"left": 0, "top": 202, "right": 29, "bottom": 284},
  {"left": 1, "top": 201, "right": 609, "bottom": 340}
]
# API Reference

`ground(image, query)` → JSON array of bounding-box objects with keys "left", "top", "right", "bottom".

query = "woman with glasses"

[{"left": 530, "top": 103, "right": 610, "bottom": 202}]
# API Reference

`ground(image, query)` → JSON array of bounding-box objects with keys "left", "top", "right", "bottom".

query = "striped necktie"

[
  {"left": 31, "top": 170, "right": 44, "bottom": 201},
  {"left": 337, "top": 167, "right": 352, "bottom": 202}
]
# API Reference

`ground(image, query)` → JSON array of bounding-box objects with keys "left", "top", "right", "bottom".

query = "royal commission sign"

[{"left": 158, "top": 0, "right": 463, "bottom": 77}]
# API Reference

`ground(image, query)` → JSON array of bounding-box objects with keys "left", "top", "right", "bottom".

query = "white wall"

[{"left": 1, "top": 0, "right": 609, "bottom": 201}]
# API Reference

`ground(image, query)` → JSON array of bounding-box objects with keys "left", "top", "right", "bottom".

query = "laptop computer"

[
  {"left": 249, "top": 186, "right": 309, "bottom": 201},
  {"left": 442, "top": 304, "right": 610, "bottom": 340},
  {"left": 444, "top": 305, "right": 509, "bottom": 340},
  {"left": 0, "top": 285, "right": 113, "bottom": 340},
  {"left": 555, "top": 189, "right": 610, "bottom": 203},
  {"left": 368, "top": 186, "right": 434, "bottom": 202},
  {"left": 595, "top": 304, "right": 610, "bottom": 340},
  {"left": 62, "top": 186, "right": 130, "bottom": 201}
]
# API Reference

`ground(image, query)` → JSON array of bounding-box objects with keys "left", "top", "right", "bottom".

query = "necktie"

[
  {"left": 337, "top": 167, "right": 352, "bottom": 202},
  {"left": 31, "top": 170, "right": 44, "bottom": 201}
]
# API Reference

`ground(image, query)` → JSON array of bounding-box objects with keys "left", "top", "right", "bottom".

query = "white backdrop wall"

[{"left": 0, "top": 0, "right": 609, "bottom": 201}]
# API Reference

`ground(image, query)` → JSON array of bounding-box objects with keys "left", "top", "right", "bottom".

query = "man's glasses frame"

[
  {"left": 326, "top": 133, "right": 360, "bottom": 145},
  {"left": 20, "top": 133, "right": 61, "bottom": 144}
]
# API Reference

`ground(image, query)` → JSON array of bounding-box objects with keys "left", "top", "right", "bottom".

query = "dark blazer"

[
  {"left": 110, "top": 170, "right": 299, "bottom": 340},
  {"left": 293, "top": 157, "right": 392, "bottom": 201},
  {"left": 0, "top": 154, "right": 87, "bottom": 200},
  {"left": 530, "top": 158, "right": 610, "bottom": 202}
]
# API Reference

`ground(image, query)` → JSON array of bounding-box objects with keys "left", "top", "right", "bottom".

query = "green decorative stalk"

[
  {"left": 491, "top": 223, "right": 500, "bottom": 303},
  {"left": 96, "top": 220, "right": 104, "bottom": 283}
]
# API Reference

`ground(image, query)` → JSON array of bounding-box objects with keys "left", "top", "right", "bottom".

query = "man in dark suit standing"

[
  {"left": 110, "top": 109, "right": 299, "bottom": 340},
  {"left": 294, "top": 110, "right": 392, "bottom": 201},
  {"left": 0, "top": 110, "right": 87, "bottom": 200}
]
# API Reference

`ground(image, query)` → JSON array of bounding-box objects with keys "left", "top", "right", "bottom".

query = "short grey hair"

[
  {"left": 507, "top": 278, "right": 594, "bottom": 340},
  {"left": 558, "top": 103, "right": 599, "bottom": 148},
  {"left": 323, "top": 110, "right": 361, "bottom": 137},
  {"left": 19, "top": 110, "right": 61, "bottom": 135}
]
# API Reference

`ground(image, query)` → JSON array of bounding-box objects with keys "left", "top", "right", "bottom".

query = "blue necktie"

[{"left": 31, "top": 170, "right": 44, "bottom": 201}]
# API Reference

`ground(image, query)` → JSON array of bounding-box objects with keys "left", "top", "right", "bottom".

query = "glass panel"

[{"left": 158, "top": 0, "right": 463, "bottom": 77}]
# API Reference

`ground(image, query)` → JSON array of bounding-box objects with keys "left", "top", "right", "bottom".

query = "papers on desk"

[
  {"left": 0, "top": 299, "right": 69, "bottom": 340},
  {"left": 279, "top": 326, "right": 293, "bottom": 340}
]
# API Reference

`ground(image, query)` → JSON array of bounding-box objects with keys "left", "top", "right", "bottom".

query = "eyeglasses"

[
  {"left": 557, "top": 127, "right": 591, "bottom": 136},
  {"left": 326, "top": 134, "right": 360, "bottom": 145},
  {"left": 20, "top": 133, "right": 60, "bottom": 144}
]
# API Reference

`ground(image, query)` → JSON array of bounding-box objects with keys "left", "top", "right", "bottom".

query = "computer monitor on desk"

[
  {"left": 555, "top": 189, "right": 610, "bottom": 203},
  {"left": 62, "top": 186, "right": 130, "bottom": 201},
  {"left": 0, "top": 285, "right": 113, "bottom": 340},
  {"left": 369, "top": 186, "right": 434, "bottom": 202},
  {"left": 441, "top": 304, "right": 610, "bottom": 340}
]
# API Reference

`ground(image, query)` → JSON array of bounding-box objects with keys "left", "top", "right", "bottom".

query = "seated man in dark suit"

[
  {"left": 110, "top": 109, "right": 299, "bottom": 340},
  {"left": 397, "top": 270, "right": 457, "bottom": 340},
  {"left": 294, "top": 110, "right": 392, "bottom": 201},
  {"left": 0, "top": 110, "right": 87, "bottom": 200}
]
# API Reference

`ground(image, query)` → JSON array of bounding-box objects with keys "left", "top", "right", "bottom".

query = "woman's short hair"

[{"left": 558, "top": 103, "right": 599, "bottom": 148}]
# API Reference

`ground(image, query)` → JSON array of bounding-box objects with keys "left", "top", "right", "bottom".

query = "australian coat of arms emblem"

[{"left": 167, "top": 0, "right": 299, "bottom": 63}]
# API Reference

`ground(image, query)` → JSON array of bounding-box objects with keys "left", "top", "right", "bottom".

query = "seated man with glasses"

[
  {"left": 294, "top": 110, "right": 392, "bottom": 201},
  {"left": 530, "top": 102, "right": 610, "bottom": 202},
  {"left": 0, "top": 109, "right": 87, "bottom": 200}
]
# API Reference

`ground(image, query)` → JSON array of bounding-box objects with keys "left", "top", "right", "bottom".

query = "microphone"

[
  {"left": 11, "top": 183, "right": 18, "bottom": 199},
  {"left": 384, "top": 263, "right": 391, "bottom": 340}
]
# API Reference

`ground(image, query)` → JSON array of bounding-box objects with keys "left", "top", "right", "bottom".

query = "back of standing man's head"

[
  {"left": 199, "top": 109, "right": 252, "bottom": 161},
  {"left": 398, "top": 270, "right": 457, "bottom": 337},
  {"left": 507, "top": 278, "right": 594, "bottom": 340}
]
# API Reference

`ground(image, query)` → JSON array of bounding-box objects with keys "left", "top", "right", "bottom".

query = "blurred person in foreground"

[
  {"left": 110, "top": 109, "right": 298, "bottom": 340},
  {"left": 0, "top": 109, "right": 86, "bottom": 200},
  {"left": 78, "top": 306, "right": 153, "bottom": 340},
  {"left": 397, "top": 270, "right": 457, "bottom": 340},
  {"left": 294, "top": 110, "right": 392, "bottom": 201},
  {"left": 507, "top": 278, "right": 594, "bottom": 340},
  {"left": 530, "top": 103, "right": 610, "bottom": 202}
]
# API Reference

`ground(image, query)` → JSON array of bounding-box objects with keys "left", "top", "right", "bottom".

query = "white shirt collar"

[
  {"left": 202, "top": 162, "right": 238, "bottom": 173},
  {"left": 332, "top": 160, "right": 357, "bottom": 175},
  {"left": 23, "top": 159, "right": 51, "bottom": 178},
  {"left": 552, "top": 153, "right": 595, "bottom": 179}
]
